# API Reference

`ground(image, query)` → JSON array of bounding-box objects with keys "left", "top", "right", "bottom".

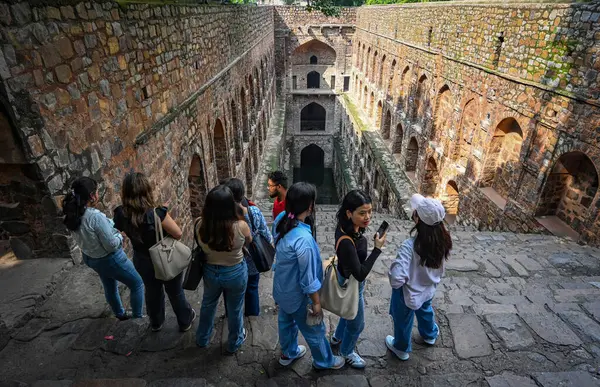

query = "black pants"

[{"left": 133, "top": 253, "right": 194, "bottom": 329}]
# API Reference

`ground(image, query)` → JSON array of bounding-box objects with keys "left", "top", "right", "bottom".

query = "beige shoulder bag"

[
  {"left": 319, "top": 235, "right": 360, "bottom": 320},
  {"left": 149, "top": 209, "right": 192, "bottom": 281}
]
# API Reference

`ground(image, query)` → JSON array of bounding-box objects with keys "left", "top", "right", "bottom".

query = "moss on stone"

[{"left": 342, "top": 94, "right": 368, "bottom": 132}]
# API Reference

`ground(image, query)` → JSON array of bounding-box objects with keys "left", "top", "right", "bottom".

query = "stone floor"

[{"left": 1, "top": 205, "right": 600, "bottom": 386}]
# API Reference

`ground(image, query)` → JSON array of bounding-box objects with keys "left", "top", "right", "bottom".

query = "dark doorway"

[
  {"left": 301, "top": 102, "right": 326, "bottom": 131},
  {"left": 294, "top": 144, "right": 338, "bottom": 204},
  {"left": 310, "top": 55, "right": 318, "bottom": 64},
  {"left": 307, "top": 71, "right": 320, "bottom": 88}
]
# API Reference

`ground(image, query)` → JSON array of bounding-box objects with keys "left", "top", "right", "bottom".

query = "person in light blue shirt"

[
  {"left": 63, "top": 177, "right": 144, "bottom": 320},
  {"left": 272, "top": 182, "right": 344, "bottom": 370}
]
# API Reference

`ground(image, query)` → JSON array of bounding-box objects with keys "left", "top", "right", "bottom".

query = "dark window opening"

[
  {"left": 330, "top": 75, "right": 335, "bottom": 89},
  {"left": 310, "top": 55, "right": 318, "bottom": 64},
  {"left": 492, "top": 32, "right": 505, "bottom": 69},
  {"left": 343, "top": 76, "right": 350, "bottom": 91},
  {"left": 427, "top": 27, "right": 433, "bottom": 47},
  {"left": 301, "top": 102, "right": 326, "bottom": 131},
  {"left": 292, "top": 75, "right": 297, "bottom": 90},
  {"left": 307, "top": 71, "right": 320, "bottom": 88}
]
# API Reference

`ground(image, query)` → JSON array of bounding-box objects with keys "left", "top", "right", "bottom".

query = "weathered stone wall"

[
  {"left": 351, "top": 2, "right": 600, "bottom": 244},
  {"left": 0, "top": 1, "right": 275, "bottom": 258},
  {"left": 274, "top": 6, "right": 356, "bottom": 94}
]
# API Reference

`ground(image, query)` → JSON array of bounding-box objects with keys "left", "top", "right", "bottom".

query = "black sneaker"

[
  {"left": 116, "top": 312, "right": 132, "bottom": 321},
  {"left": 180, "top": 309, "right": 197, "bottom": 332},
  {"left": 151, "top": 323, "right": 163, "bottom": 332}
]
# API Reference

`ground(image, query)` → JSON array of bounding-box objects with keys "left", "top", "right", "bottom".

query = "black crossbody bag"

[{"left": 245, "top": 205, "right": 275, "bottom": 273}]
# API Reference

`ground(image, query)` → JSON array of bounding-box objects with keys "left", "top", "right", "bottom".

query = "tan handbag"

[
  {"left": 319, "top": 235, "right": 360, "bottom": 320},
  {"left": 149, "top": 209, "right": 192, "bottom": 281}
]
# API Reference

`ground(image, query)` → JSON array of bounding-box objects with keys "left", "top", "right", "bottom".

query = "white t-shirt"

[{"left": 388, "top": 237, "right": 445, "bottom": 310}]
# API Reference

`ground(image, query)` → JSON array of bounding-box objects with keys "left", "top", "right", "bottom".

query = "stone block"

[
  {"left": 72, "top": 380, "right": 146, "bottom": 387},
  {"left": 520, "top": 312, "right": 582, "bottom": 346},
  {"left": 316, "top": 375, "right": 369, "bottom": 387},
  {"left": 447, "top": 314, "right": 492, "bottom": 359},
  {"left": 486, "top": 372, "right": 538, "bottom": 387},
  {"left": 32, "top": 381, "right": 73, "bottom": 387},
  {"left": 473, "top": 304, "right": 517, "bottom": 315},
  {"left": 558, "top": 311, "right": 600, "bottom": 343},
  {"left": 55, "top": 65, "right": 72, "bottom": 84},
  {"left": 103, "top": 318, "right": 149, "bottom": 355},
  {"left": 9, "top": 238, "right": 33, "bottom": 259},
  {"left": 419, "top": 373, "right": 483, "bottom": 387},
  {"left": 485, "top": 313, "right": 535, "bottom": 351},
  {"left": 148, "top": 379, "right": 207, "bottom": 387},
  {"left": 11, "top": 3, "right": 31, "bottom": 25},
  {"left": 446, "top": 259, "right": 479, "bottom": 272},
  {"left": 532, "top": 372, "right": 600, "bottom": 387}
]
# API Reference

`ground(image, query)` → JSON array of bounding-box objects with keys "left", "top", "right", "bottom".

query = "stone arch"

[
  {"left": 369, "top": 92, "right": 375, "bottom": 117},
  {"left": 240, "top": 88, "right": 249, "bottom": 142},
  {"left": 355, "top": 42, "right": 361, "bottom": 67},
  {"left": 379, "top": 55, "right": 386, "bottom": 88},
  {"left": 248, "top": 75, "right": 255, "bottom": 109},
  {"left": 291, "top": 39, "right": 336, "bottom": 65},
  {"left": 251, "top": 136, "right": 259, "bottom": 178},
  {"left": 365, "top": 47, "right": 371, "bottom": 77},
  {"left": 455, "top": 97, "right": 479, "bottom": 169},
  {"left": 387, "top": 59, "right": 397, "bottom": 97},
  {"left": 381, "top": 189, "right": 389, "bottom": 209},
  {"left": 375, "top": 100, "right": 383, "bottom": 127},
  {"left": 382, "top": 109, "right": 391, "bottom": 140},
  {"left": 213, "top": 119, "right": 230, "bottom": 181},
  {"left": 481, "top": 117, "right": 524, "bottom": 198},
  {"left": 310, "top": 55, "right": 318, "bottom": 64},
  {"left": 393, "top": 123, "right": 403, "bottom": 156},
  {"left": 307, "top": 71, "right": 321, "bottom": 88},
  {"left": 365, "top": 179, "right": 371, "bottom": 195},
  {"left": 432, "top": 84, "right": 453, "bottom": 143},
  {"left": 188, "top": 154, "right": 207, "bottom": 218},
  {"left": 231, "top": 99, "right": 242, "bottom": 163},
  {"left": 371, "top": 51, "right": 378, "bottom": 82},
  {"left": 536, "top": 151, "right": 599, "bottom": 233},
  {"left": 444, "top": 180, "right": 459, "bottom": 215},
  {"left": 415, "top": 74, "right": 429, "bottom": 119},
  {"left": 245, "top": 156, "right": 253, "bottom": 196},
  {"left": 422, "top": 156, "right": 439, "bottom": 196},
  {"left": 400, "top": 66, "right": 411, "bottom": 99},
  {"left": 300, "top": 144, "right": 325, "bottom": 168},
  {"left": 406, "top": 137, "right": 419, "bottom": 173},
  {"left": 300, "top": 102, "right": 326, "bottom": 131},
  {"left": 254, "top": 67, "right": 261, "bottom": 103},
  {"left": 363, "top": 86, "right": 368, "bottom": 109}
]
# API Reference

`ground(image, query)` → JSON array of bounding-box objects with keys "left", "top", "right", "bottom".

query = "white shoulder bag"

[{"left": 149, "top": 209, "right": 192, "bottom": 281}]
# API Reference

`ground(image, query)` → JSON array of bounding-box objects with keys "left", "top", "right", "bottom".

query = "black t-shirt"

[
  {"left": 114, "top": 206, "right": 168, "bottom": 256},
  {"left": 335, "top": 226, "right": 381, "bottom": 282}
]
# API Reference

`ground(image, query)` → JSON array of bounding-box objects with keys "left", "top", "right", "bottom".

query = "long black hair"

[
  {"left": 62, "top": 177, "right": 98, "bottom": 231},
  {"left": 197, "top": 185, "right": 243, "bottom": 251},
  {"left": 410, "top": 214, "right": 452, "bottom": 269},
  {"left": 275, "top": 182, "right": 316, "bottom": 245},
  {"left": 336, "top": 190, "right": 372, "bottom": 237}
]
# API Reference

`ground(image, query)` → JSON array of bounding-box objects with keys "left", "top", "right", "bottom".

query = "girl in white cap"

[{"left": 385, "top": 194, "right": 452, "bottom": 360}]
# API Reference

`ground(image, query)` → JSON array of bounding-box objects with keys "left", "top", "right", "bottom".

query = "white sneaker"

[
  {"left": 385, "top": 335, "right": 409, "bottom": 360},
  {"left": 314, "top": 355, "right": 345, "bottom": 370},
  {"left": 345, "top": 351, "right": 366, "bottom": 369},
  {"left": 330, "top": 335, "right": 341, "bottom": 346},
  {"left": 279, "top": 345, "right": 307, "bottom": 366},
  {"left": 423, "top": 337, "right": 436, "bottom": 345}
]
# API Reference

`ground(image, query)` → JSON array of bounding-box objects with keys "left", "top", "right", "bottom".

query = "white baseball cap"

[{"left": 410, "top": 194, "right": 446, "bottom": 226}]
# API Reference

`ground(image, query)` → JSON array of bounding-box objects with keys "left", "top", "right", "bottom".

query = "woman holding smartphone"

[{"left": 330, "top": 190, "right": 387, "bottom": 368}]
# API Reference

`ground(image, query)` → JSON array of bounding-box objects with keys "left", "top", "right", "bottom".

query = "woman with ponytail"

[
  {"left": 272, "top": 182, "right": 344, "bottom": 370},
  {"left": 386, "top": 194, "right": 451, "bottom": 361},
  {"left": 63, "top": 177, "right": 144, "bottom": 320}
]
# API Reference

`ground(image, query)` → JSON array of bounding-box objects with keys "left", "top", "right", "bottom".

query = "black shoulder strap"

[{"left": 245, "top": 204, "right": 256, "bottom": 232}]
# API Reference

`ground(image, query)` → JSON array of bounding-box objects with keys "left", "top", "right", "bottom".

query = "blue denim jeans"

[
  {"left": 278, "top": 295, "right": 336, "bottom": 369},
  {"left": 245, "top": 273, "right": 260, "bottom": 316},
  {"left": 83, "top": 249, "right": 144, "bottom": 318},
  {"left": 333, "top": 274, "right": 365, "bottom": 356},
  {"left": 196, "top": 262, "right": 248, "bottom": 353},
  {"left": 389, "top": 286, "right": 438, "bottom": 352}
]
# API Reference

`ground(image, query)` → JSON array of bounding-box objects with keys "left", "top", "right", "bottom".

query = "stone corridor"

[{"left": 1, "top": 205, "right": 599, "bottom": 386}]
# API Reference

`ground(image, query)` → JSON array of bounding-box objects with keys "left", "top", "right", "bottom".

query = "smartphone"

[{"left": 376, "top": 220, "right": 389, "bottom": 238}]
